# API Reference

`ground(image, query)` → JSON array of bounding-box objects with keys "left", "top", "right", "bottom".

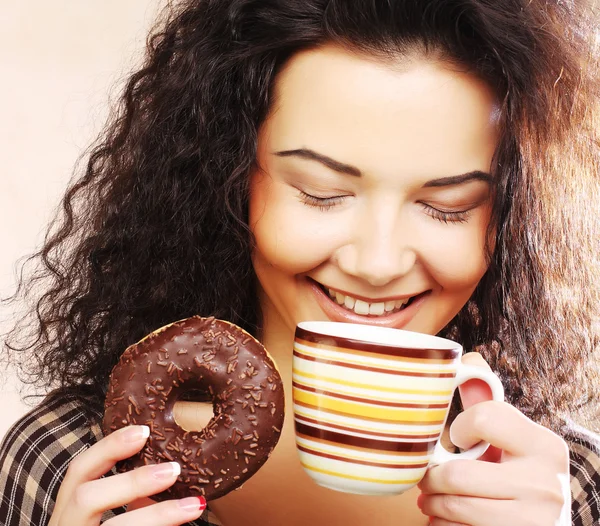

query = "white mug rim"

[{"left": 296, "top": 321, "right": 461, "bottom": 352}]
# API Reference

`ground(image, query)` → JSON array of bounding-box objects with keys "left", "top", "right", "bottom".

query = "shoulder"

[
  {"left": 565, "top": 422, "right": 600, "bottom": 526},
  {"left": 0, "top": 391, "right": 109, "bottom": 526}
]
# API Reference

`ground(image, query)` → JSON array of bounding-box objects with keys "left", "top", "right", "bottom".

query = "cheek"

[
  {"left": 249, "top": 175, "right": 339, "bottom": 274},
  {"left": 418, "top": 215, "right": 490, "bottom": 290}
]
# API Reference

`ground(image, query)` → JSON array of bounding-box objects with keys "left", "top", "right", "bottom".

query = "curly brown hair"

[{"left": 3, "top": 0, "right": 599, "bottom": 435}]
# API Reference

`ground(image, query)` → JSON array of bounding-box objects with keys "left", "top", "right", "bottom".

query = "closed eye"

[
  {"left": 420, "top": 203, "right": 472, "bottom": 223},
  {"left": 298, "top": 190, "right": 349, "bottom": 211}
]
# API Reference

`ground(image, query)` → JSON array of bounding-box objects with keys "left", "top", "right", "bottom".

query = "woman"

[{"left": 1, "top": 0, "right": 599, "bottom": 525}]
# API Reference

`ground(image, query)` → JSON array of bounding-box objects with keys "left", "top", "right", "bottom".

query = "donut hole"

[{"left": 173, "top": 389, "right": 215, "bottom": 431}]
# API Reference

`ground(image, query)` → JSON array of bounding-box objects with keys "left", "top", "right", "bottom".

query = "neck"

[{"left": 257, "top": 289, "right": 296, "bottom": 372}]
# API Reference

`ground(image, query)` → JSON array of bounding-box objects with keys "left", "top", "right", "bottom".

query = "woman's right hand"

[{"left": 48, "top": 425, "right": 206, "bottom": 526}]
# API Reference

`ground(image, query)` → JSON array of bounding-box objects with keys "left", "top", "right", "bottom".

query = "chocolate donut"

[{"left": 102, "top": 316, "right": 285, "bottom": 501}]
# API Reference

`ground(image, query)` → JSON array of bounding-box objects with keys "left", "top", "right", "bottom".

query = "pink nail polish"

[
  {"left": 178, "top": 496, "right": 207, "bottom": 512},
  {"left": 121, "top": 425, "right": 150, "bottom": 443},
  {"left": 149, "top": 462, "right": 180, "bottom": 479}
]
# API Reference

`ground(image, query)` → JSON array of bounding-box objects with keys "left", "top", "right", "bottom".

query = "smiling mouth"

[{"left": 315, "top": 282, "right": 427, "bottom": 318}]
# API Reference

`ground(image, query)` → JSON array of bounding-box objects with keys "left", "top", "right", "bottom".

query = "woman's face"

[{"left": 249, "top": 45, "right": 498, "bottom": 340}]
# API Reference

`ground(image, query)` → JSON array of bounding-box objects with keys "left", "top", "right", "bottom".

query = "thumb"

[{"left": 454, "top": 352, "right": 502, "bottom": 462}]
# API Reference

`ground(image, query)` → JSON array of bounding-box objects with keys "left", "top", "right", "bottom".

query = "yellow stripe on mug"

[{"left": 293, "top": 387, "right": 448, "bottom": 423}]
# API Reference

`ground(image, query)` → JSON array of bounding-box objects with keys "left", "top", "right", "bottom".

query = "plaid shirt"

[
  {"left": 1, "top": 393, "right": 599, "bottom": 525},
  {"left": 0, "top": 393, "right": 220, "bottom": 526}
]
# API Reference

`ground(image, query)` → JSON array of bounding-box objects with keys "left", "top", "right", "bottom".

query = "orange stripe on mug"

[
  {"left": 299, "top": 461, "right": 424, "bottom": 485},
  {"left": 293, "top": 369, "right": 453, "bottom": 396}
]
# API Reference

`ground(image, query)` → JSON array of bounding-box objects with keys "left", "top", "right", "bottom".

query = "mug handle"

[{"left": 429, "top": 363, "right": 504, "bottom": 465}]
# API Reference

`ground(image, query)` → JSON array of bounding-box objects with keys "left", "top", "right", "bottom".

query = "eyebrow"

[
  {"left": 422, "top": 171, "right": 492, "bottom": 187},
  {"left": 274, "top": 148, "right": 362, "bottom": 177},
  {"left": 274, "top": 148, "right": 492, "bottom": 187}
]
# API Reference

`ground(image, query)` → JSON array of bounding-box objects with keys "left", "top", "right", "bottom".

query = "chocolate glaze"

[{"left": 102, "top": 316, "right": 285, "bottom": 501}]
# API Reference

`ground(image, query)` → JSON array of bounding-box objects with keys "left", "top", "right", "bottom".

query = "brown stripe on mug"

[
  {"left": 296, "top": 336, "right": 457, "bottom": 364},
  {"left": 296, "top": 431, "right": 434, "bottom": 457},
  {"left": 293, "top": 350, "right": 456, "bottom": 378},
  {"left": 295, "top": 421, "right": 437, "bottom": 454},
  {"left": 295, "top": 414, "right": 442, "bottom": 440},
  {"left": 293, "top": 381, "right": 451, "bottom": 409},
  {"left": 295, "top": 327, "right": 460, "bottom": 360},
  {"left": 294, "top": 399, "right": 446, "bottom": 425},
  {"left": 296, "top": 444, "right": 431, "bottom": 470}
]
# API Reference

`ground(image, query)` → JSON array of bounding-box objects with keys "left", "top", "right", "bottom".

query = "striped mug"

[{"left": 293, "top": 321, "right": 504, "bottom": 495}]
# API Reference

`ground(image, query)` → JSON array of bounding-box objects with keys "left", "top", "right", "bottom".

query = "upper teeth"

[{"left": 328, "top": 288, "right": 410, "bottom": 316}]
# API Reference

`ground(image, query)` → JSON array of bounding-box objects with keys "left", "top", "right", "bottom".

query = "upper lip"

[{"left": 311, "top": 279, "right": 426, "bottom": 303}]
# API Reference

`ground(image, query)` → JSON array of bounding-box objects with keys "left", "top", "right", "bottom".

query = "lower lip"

[{"left": 308, "top": 280, "right": 430, "bottom": 328}]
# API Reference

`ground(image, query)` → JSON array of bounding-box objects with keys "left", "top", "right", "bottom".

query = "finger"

[
  {"left": 449, "top": 401, "right": 566, "bottom": 459},
  {"left": 456, "top": 353, "right": 502, "bottom": 462},
  {"left": 59, "top": 462, "right": 181, "bottom": 524},
  {"left": 429, "top": 518, "right": 469, "bottom": 526},
  {"left": 105, "top": 496, "right": 206, "bottom": 526},
  {"left": 457, "top": 352, "right": 493, "bottom": 410},
  {"left": 419, "top": 460, "right": 518, "bottom": 498},
  {"left": 67, "top": 425, "right": 150, "bottom": 481},
  {"left": 53, "top": 425, "right": 150, "bottom": 519},
  {"left": 419, "top": 457, "right": 566, "bottom": 503},
  {"left": 421, "top": 492, "right": 563, "bottom": 526},
  {"left": 419, "top": 494, "right": 515, "bottom": 526}
]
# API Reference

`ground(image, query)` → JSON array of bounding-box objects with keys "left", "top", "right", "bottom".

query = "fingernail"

[
  {"left": 149, "top": 462, "right": 181, "bottom": 479},
  {"left": 122, "top": 425, "right": 150, "bottom": 443},
  {"left": 178, "top": 496, "right": 207, "bottom": 512}
]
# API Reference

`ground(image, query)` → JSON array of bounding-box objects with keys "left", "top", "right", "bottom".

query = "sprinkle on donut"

[{"left": 102, "top": 316, "right": 285, "bottom": 501}]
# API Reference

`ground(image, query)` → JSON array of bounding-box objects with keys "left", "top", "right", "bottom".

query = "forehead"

[{"left": 263, "top": 45, "right": 499, "bottom": 180}]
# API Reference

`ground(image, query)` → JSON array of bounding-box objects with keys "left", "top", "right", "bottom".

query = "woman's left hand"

[{"left": 417, "top": 353, "right": 571, "bottom": 526}]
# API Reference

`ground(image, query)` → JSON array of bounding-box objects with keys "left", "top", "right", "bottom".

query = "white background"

[{"left": 1, "top": 1, "right": 165, "bottom": 442}]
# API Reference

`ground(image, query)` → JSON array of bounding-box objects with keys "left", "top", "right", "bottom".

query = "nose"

[{"left": 335, "top": 201, "right": 417, "bottom": 287}]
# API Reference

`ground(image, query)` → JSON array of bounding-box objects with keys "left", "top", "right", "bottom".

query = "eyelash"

[
  {"left": 421, "top": 204, "right": 472, "bottom": 224},
  {"left": 299, "top": 191, "right": 471, "bottom": 223},
  {"left": 298, "top": 191, "right": 348, "bottom": 211}
]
